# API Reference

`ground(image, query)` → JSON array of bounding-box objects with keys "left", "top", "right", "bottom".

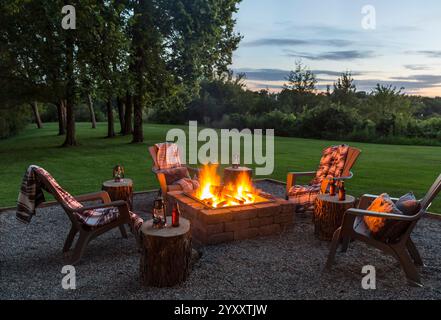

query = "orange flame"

[{"left": 195, "top": 164, "right": 258, "bottom": 208}]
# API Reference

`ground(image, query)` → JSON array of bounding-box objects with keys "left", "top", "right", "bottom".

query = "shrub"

[
  {"left": 419, "top": 117, "right": 441, "bottom": 139},
  {"left": 297, "top": 103, "right": 361, "bottom": 139},
  {"left": 0, "top": 105, "right": 31, "bottom": 139}
]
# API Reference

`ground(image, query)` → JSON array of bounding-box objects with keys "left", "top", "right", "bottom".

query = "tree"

[
  {"left": 122, "top": 91, "right": 133, "bottom": 135},
  {"left": 128, "top": 0, "right": 242, "bottom": 143},
  {"left": 365, "top": 84, "right": 411, "bottom": 136},
  {"left": 332, "top": 71, "right": 356, "bottom": 105},
  {"left": 30, "top": 101, "right": 43, "bottom": 129},
  {"left": 77, "top": 1, "right": 131, "bottom": 138},
  {"left": 284, "top": 60, "right": 317, "bottom": 94}
]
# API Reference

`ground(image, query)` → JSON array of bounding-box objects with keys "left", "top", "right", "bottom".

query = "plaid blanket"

[
  {"left": 16, "top": 165, "right": 46, "bottom": 223},
  {"left": 173, "top": 178, "right": 200, "bottom": 193},
  {"left": 287, "top": 184, "right": 321, "bottom": 211},
  {"left": 159, "top": 166, "right": 190, "bottom": 185},
  {"left": 155, "top": 142, "right": 182, "bottom": 170},
  {"left": 288, "top": 144, "right": 350, "bottom": 211},
  {"left": 311, "top": 144, "right": 349, "bottom": 185}
]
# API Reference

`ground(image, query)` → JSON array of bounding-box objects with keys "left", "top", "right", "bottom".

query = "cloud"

[
  {"left": 390, "top": 74, "right": 441, "bottom": 85},
  {"left": 239, "top": 70, "right": 441, "bottom": 95},
  {"left": 284, "top": 50, "right": 376, "bottom": 61},
  {"left": 233, "top": 68, "right": 365, "bottom": 81},
  {"left": 351, "top": 74, "right": 441, "bottom": 92},
  {"left": 404, "top": 64, "right": 430, "bottom": 71},
  {"left": 242, "top": 38, "right": 353, "bottom": 48},
  {"left": 233, "top": 68, "right": 288, "bottom": 81},
  {"left": 406, "top": 50, "right": 441, "bottom": 58}
]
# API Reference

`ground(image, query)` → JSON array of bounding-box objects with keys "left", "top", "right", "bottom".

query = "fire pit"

[{"left": 168, "top": 165, "right": 295, "bottom": 246}]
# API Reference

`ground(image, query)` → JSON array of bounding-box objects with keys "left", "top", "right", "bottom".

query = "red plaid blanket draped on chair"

[
  {"left": 154, "top": 143, "right": 199, "bottom": 192},
  {"left": 288, "top": 144, "right": 350, "bottom": 211}
]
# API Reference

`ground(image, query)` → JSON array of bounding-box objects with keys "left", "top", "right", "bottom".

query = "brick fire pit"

[{"left": 167, "top": 191, "right": 295, "bottom": 246}]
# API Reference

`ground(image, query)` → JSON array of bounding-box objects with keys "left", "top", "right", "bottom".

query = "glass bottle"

[
  {"left": 329, "top": 180, "right": 336, "bottom": 196},
  {"left": 172, "top": 203, "right": 180, "bottom": 227},
  {"left": 338, "top": 181, "right": 346, "bottom": 201}
]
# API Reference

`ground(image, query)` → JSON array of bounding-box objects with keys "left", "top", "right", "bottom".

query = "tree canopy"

[{"left": 0, "top": 0, "right": 242, "bottom": 145}]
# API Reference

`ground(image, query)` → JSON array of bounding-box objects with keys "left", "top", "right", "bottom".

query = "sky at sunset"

[{"left": 231, "top": 0, "right": 441, "bottom": 96}]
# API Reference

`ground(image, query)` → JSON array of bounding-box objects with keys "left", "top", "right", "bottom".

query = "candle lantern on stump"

[
  {"left": 153, "top": 194, "right": 167, "bottom": 228},
  {"left": 113, "top": 164, "right": 125, "bottom": 182}
]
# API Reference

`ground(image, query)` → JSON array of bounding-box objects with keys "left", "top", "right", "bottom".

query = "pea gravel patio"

[{"left": 1, "top": 181, "right": 441, "bottom": 300}]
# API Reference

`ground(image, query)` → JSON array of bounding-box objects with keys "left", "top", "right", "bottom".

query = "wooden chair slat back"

[
  {"left": 34, "top": 171, "right": 80, "bottom": 225},
  {"left": 420, "top": 174, "right": 441, "bottom": 211},
  {"left": 341, "top": 147, "right": 361, "bottom": 177}
]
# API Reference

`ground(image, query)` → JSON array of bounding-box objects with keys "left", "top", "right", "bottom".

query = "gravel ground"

[{"left": 1, "top": 180, "right": 441, "bottom": 300}]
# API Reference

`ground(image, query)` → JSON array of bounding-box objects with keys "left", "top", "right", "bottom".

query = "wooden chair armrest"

[
  {"left": 345, "top": 208, "right": 416, "bottom": 221},
  {"left": 327, "top": 171, "right": 354, "bottom": 181},
  {"left": 75, "top": 191, "right": 111, "bottom": 204},
  {"left": 287, "top": 171, "right": 316, "bottom": 177},
  {"left": 286, "top": 171, "right": 316, "bottom": 196},
  {"left": 76, "top": 200, "right": 128, "bottom": 212},
  {"left": 155, "top": 172, "right": 167, "bottom": 195}
]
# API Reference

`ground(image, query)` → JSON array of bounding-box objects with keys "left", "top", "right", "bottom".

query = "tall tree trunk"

[
  {"left": 107, "top": 98, "right": 115, "bottom": 138},
  {"left": 87, "top": 93, "right": 97, "bottom": 129},
  {"left": 123, "top": 91, "right": 133, "bottom": 135},
  {"left": 56, "top": 100, "right": 66, "bottom": 136},
  {"left": 63, "top": 99, "right": 76, "bottom": 146},
  {"left": 30, "top": 101, "right": 43, "bottom": 129},
  {"left": 132, "top": 95, "right": 143, "bottom": 143},
  {"left": 117, "top": 96, "right": 125, "bottom": 134},
  {"left": 62, "top": 28, "right": 77, "bottom": 147}
]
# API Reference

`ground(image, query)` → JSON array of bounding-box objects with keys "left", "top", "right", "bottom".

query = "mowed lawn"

[{"left": 1, "top": 122, "right": 440, "bottom": 213}]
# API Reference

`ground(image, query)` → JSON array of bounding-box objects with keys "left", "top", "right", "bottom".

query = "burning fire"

[{"left": 194, "top": 164, "right": 259, "bottom": 208}]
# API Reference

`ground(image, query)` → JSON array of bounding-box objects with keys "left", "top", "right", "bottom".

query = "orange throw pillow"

[{"left": 363, "top": 193, "right": 403, "bottom": 239}]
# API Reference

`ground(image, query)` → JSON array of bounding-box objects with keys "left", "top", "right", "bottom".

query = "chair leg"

[
  {"left": 406, "top": 238, "right": 424, "bottom": 266},
  {"left": 63, "top": 225, "right": 78, "bottom": 253},
  {"left": 69, "top": 231, "right": 92, "bottom": 265},
  {"left": 341, "top": 236, "right": 350, "bottom": 253},
  {"left": 325, "top": 227, "right": 342, "bottom": 270},
  {"left": 394, "top": 246, "right": 423, "bottom": 287},
  {"left": 119, "top": 224, "right": 128, "bottom": 239}
]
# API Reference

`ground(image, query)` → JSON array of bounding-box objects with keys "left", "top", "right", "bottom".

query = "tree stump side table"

[
  {"left": 140, "top": 217, "right": 192, "bottom": 287},
  {"left": 313, "top": 194, "right": 355, "bottom": 241},
  {"left": 102, "top": 178, "right": 133, "bottom": 210}
]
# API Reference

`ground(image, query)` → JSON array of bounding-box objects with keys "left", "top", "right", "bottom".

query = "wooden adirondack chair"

[
  {"left": 325, "top": 174, "right": 441, "bottom": 287},
  {"left": 148, "top": 144, "right": 199, "bottom": 195},
  {"left": 286, "top": 145, "right": 361, "bottom": 211},
  {"left": 36, "top": 170, "right": 137, "bottom": 265}
]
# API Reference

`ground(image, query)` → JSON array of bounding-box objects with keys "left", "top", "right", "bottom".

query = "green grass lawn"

[{"left": 1, "top": 122, "right": 440, "bottom": 212}]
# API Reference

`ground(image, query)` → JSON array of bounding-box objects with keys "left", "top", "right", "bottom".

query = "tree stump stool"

[
  {"left": 140, "top": 217, "right": 192, "bottom": 287},
  {"left": 224, "top": 166, "right": 252, "bottom": 186},
  {"left": 102, "top": 178, "right": 133, "bottom": 210},
  {"left": 314, "top": 194, "right": 355, "bottom": 241}
]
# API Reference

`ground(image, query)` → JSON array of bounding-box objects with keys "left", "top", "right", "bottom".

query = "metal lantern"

[
  {"left": 232, "top": 154, "right": 240, "bottom": 169},
  {"left": 113, "top": 164, "right": 125, "bottom": 182}
]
